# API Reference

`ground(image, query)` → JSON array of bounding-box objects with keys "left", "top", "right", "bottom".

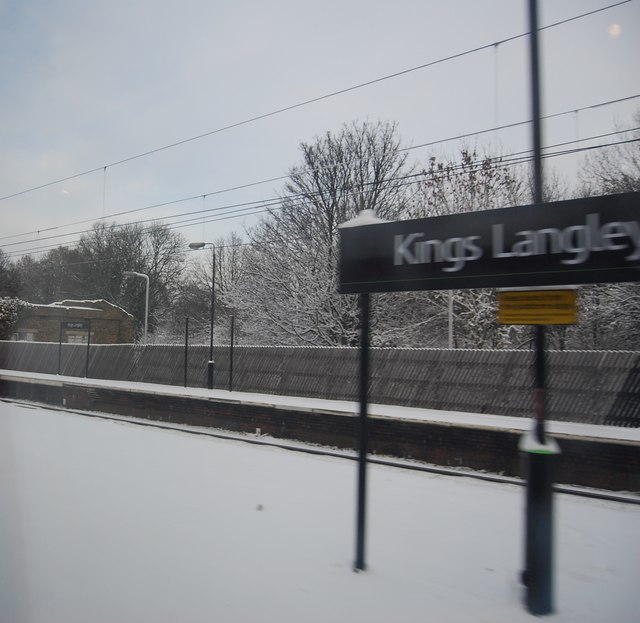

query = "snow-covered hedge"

[{"left": 0, "top": 298, "right": 34, "bottom": 340}]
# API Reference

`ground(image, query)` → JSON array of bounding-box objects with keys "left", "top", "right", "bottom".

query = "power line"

[
  {"left": 7, "top": 134, "right": 639, "bottom": 258},
  {"left": 5, "top": 134, "right": 637, "bottom": 260},
  {"left": 3, "top": 93, "right": 638, "bottom": 245},
  {"left": 0, "top": 0, "right": 631, "bottom": 205},
  {"left": 0, "top": 174, "right": 291, "bottom": 242}
]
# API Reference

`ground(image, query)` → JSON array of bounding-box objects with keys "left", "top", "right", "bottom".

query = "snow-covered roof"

[{"left": 27, "top": 299, "right": 133, "bottom": 318}]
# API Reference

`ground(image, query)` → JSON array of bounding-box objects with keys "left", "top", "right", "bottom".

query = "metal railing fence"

[{"left": 0, "top": 341, "right": 638, "bottom": 427}]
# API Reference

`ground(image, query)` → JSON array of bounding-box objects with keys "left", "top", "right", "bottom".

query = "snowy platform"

[
  {"left": 2, "top": 368, "right": 639, "bottom": 442},
  {"left": 2, "top": 369, "right": 640, "bottom": 493},
  {"left": 1, "top": 400, "right": 638, "bottom": 623}
]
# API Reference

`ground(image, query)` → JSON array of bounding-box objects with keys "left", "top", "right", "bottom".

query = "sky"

[
  {"left": 1, "top": 0, "right": 639, "bottom": 261},
  {"left": 1, "top": 399, "right": 638, "bottom": 622}
]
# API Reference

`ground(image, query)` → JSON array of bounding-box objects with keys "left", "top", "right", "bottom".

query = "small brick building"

[{"left": 13, "top": 300, "right": 134, "bottom": 344}]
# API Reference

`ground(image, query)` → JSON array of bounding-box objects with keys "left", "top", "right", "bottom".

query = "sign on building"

[
  {"left": 339, "top": 192, "right": 640, "bottom": 293},
  {"left": 63, "top": 321, "right": 90, "bottom": 330}
]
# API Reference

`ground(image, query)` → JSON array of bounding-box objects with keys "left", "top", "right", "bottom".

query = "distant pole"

[
  {"left": 184, "top": 317, "right": 189, "bottom": 388},
  {"left": 188, "top": 242, "right": 215, "bottom": 389},
  {"left": 84, "top": 319, "right": 91, "bottom": 378},
  {"left": 354, "top": 292, "right": 370, "bottom": 572},
  {"left": 229, "top": 315, "right": 235, "bottom": 392},
  {"left": 58, "top": 323, "right": 63, "bottom": 375},
  {"left": 208, "top": 248, "right": 215, "bottom": 389}
]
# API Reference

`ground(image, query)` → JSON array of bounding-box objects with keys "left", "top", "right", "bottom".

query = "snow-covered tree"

[
  {"left": 0, "top": 298, "right": 33, "bottom": 340},
  {"left": 579, "top": 110, "right": 640, "bottom": 196},
  {"left": 74, "top": 221, "right": 185, "bottom": 339},
  {"left": 405, "top": 150, "right": 529, "bottom": 348},
  {"left": 570, "top": 112, "right": 640, "bottom": 350},
  {"left": 228, "top": 120, "right": 416, "bottom": 346}
]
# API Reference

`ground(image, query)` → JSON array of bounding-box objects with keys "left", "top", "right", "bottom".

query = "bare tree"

[
  {"left": 165, "top": 231, "right": 248, "bottom": 343},
  {"left": 228, "top": 120, "right": 416, "bottom": 345},
  {"left": 579, "top": 110, "right": 640, "bottom": 195}
]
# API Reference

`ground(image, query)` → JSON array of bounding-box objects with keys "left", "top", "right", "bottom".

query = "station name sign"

[
  {"left": 338, "top": 192, "right": 640, "bottom": 293},
  {"left": 63, "top": 320, "right": 90, "bottom": 330}
]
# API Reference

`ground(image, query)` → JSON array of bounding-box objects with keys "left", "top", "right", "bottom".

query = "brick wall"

[{"left": 1, "top": 376, "right": 637, "bottom": 492}]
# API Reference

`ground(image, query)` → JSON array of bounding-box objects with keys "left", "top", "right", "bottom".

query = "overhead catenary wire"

[
  {"left": 2, "top": 93, "right": 638, "bottom": 246},
  {"left": 4, "top": 133, "right": 638, "bottom": 261},
  {"left": 5, "top": 134, "right": 639, "bottom": 258},
  {"left": 0, "top": 0, "right": 631, "bottom": 206}
]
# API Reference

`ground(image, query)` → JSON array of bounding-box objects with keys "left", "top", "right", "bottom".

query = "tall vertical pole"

[
  {"left": 448, "top": 291, "right": 454, "bottom": 349},
  {"left": 534, "top": 324, "right": 546, "bottom": 443},
  {"left": 184, "top": 317, "right": 189, "bottom": 388},
  {"left": 354, "top": 292, "right": 370, "bottom": 572},
  {"left": 84, "top": 319, "right": 91, "bottom": 378},
  {"left": 58, "top": 323, "right": 63, "bottom": 375},
  {"left": 143, "top": 274, "right": 149, "bottom": 343},
  {"left": 229, "top": 315, "right": 235, "bottom": 392},
  {"left": 529, "top": 0, "right": 544, "bottom": 209},
  {"left": 207, "top": 247, "right": 215, "bottom": 389},
  {"left": 522, "top": 1, "right": 557, "bottom": 615}
]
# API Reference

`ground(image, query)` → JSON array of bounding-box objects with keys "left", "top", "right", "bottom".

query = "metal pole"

[
  {"left": 354, "top": 292, "right": 370, "bottom": 572},
  {"left": 184, "top": 317, "right": 189, "bottom": 388},
  {"left": 534, "top": 324, "right": 546, "bottom": 444},
  {"left": 207, "top": 247, "right": 215, "bottom": 389},
  {"left": 85, "top": 319, "right": 91, "bottom": 378},
  {"left": 522, "top": 1, "right": 556, "bottom": 615},
  {"left": 229, "top": 315, "right": 235, "bottom": 392},
  {"left": 448, "top": 291, "right": 454, "bottom": 348},
  {"left": 143, "top": 274, "right": 149, "bottom": 343},
  {"left": 529, "top": 0, "right": 544, "bottom": 208},
  {"left": 58, "top": 323, "right": 63, "bottom": 375}
]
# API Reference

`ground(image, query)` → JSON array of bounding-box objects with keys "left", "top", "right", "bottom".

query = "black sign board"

[
  {"left": 339, "top": 192, "right": 640, "bottom": 293},
  {"left": 63, "top": 320, "right": 89, "bottom": 330}
]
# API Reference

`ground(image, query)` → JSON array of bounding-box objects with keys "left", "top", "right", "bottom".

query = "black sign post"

[{"left": 338, "top": 191, "right": 639, "bottom": 607}]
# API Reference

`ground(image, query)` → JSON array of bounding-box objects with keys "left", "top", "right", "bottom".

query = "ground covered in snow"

[{"left": 1, "top": 400, "right": 638, "bottom": 622}]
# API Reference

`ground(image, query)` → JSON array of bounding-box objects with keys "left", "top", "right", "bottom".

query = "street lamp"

[
  {"left": 123, "top": 271, "right": 149, "bottom": 343},
  {"left": 188, "top": 241, "right": 215, "bottom": 389}
]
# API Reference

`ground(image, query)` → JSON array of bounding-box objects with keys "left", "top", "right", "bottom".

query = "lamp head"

[{"left": 188, "top": 242, "right": 207, "bottom": 250}]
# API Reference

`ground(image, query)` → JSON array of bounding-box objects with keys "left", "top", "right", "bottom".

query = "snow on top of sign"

[{"left": 338, "top": 209, "right": 389, "bottom": 228}]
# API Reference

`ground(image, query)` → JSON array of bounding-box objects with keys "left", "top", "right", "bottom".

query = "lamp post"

[
  {"left": 123, "top": 271, "right": 149, "bottom": 342},
  {"left": 189, "top": 241, "right": 215, "bottom": 389}
]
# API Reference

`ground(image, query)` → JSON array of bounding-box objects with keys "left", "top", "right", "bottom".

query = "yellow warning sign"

[{"left": 498, "top": 290, "right": 577, "bottom": 325}]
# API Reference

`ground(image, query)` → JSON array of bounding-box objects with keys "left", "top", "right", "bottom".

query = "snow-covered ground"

[{"left": 1, "top": 400, "right": 639, "bottom": 623}]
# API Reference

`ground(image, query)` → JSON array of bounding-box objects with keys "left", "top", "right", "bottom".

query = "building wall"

[{"left": 14, "top": 300, "right": 134, "bottom": 344}]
